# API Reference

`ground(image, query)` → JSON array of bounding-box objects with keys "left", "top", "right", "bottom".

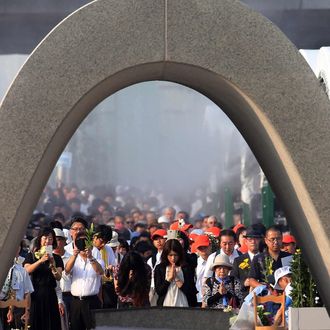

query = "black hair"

[
  {"left": 160, "top": 239, "right": 185, "bottom": 266},
  {"left": 52, "top": 212, "right": 66, "bottom": 223},
  {"left": 133, "top": 241, "right": 153, "bottom": 254},
  {"left": 134, "top": 223, "right": 146, "bottom": 231},
  {"left": 35, "top": 227, "right": 57, "bottom": 250},
  {"left": 220, "top": 229, "right": 236, "bottom": 241},
  {"left": 118, "top": 238, "right": 129, "bottom": 251},
  {"left": 235, "top": 226, "right": 247, "bottom": 244},
  {"left": 117, "top": 251, "right": 149, "bottom": 307},
  {"left": 70, "top": 214, "right": 88, "bottom": 228},
  {"left": 178, "top": 231, "right": 190, "bottom": 252},
  {"left": 50, "top": 220, "right": 63, "bottom": 230},
  {"left": 265, "top": 225, "right": 282, "bottom": 237},
  {"left": 95, "top": 224, "right": 112, "bottom": 243}
]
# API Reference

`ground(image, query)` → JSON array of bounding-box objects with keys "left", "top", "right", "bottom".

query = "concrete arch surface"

[{"left": 0, "top": 0, "right": 329, "bottom": 310}]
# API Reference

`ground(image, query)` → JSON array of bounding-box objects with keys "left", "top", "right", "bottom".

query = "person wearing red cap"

[
  {"left": 147, "top": 229, "right": 167, "bottom": 306},
  {"left": 194, "top": 235, "right": 211, "bottom": 306},
  {"left": 170, "top": 221, "right": 193, "bottom": 233},
  {"left": 281, "top": 234, "right": 296, "bottom": 254}
]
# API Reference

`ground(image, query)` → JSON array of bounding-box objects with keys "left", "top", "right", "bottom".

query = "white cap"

[
  {"left": 109, "top": 231, "right": 120, "bottom": 247},
  {"left": 53, "top": 228, "right": 65, "bottom": 238},
  {"left": 158, "top": 216, "right": 170, "bottom": 224},
  {"left": 274, "top": 266, "right": 291, "bottom": 290}
]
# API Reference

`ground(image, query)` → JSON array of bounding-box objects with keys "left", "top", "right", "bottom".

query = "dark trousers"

[
  {"left": 101, "top": 282, "right": 117, "bottom": 308},
  {"left": 70, "top": 295, "right": 101, "bottom": 330}
]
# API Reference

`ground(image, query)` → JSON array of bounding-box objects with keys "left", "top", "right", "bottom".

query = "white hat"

[
  {"left": 53, "top": 228, "right": 65, "bottom": 238},
  {"left": 274, "top": 266, "right": 291, "bottom": 290},
  {"left": 158, "top": 216, "right": 170, "bottom": 224},
  {"left": 109, "top": 231, "right": 120, "bottom": 247},
  {"left": 210, "top": 254, "right": 233, "bottom": 271}
]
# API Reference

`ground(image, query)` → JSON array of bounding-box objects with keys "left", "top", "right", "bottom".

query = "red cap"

[
  {"left": 204, "top": 226, "right": 221, "bottom": 237},
  {"left": 233, "top": 223, "right": 246, "bottom": 233},
  {"left": 194, "top": 235, "right": 210, "bottom": 249},
  {"left": 151, "top": 229, "right": 167, "bottom": 240},
  {"left": 170, "top": 221, "right": 193, "bottom": 232},
  {"left": 282, "top": 234, "right": 296, "bottom": 244},
  {"left": 189, "top": 233, "right": 199, "bottom": 243}
]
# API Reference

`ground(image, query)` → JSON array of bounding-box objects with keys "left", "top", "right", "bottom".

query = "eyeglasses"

[
  {"left": 126, "top": 221, "right": 134, "bottom": 224},
  {"left": 70, "top": 227, "right": 85, "bottom": 232},
  {"left": 266, "top": 237, "right": 282, "bottom": 243}
]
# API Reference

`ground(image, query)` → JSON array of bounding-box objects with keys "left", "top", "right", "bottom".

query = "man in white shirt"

[
  {"left": 65, "top": 216, "right": 101, "bottom": 260},
  {"left": 203, "top": 229, "right": 241, "bottom": 281},
  {"left": 65, "top": 232, "right": 104, "bottom": 330},
  {"left": 193, "top": 235, "right": 211, "bottom": 306}
]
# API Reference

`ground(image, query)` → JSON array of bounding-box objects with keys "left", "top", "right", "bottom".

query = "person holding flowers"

[
  {"left": 24, "top": 227, "right": 63, "bottom": 330},
  {"left": 249, "top": 225, "right": 292, "bottom": 289},
  {"left": 231, "top": 227, "right": 263, "bottom": 299}
]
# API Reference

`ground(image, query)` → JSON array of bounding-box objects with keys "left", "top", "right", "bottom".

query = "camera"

[{"left": 75, "top": 238, "right": 86, "bottom": 251}]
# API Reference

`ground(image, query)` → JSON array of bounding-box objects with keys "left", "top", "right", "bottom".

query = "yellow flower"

[
  {"left": 239, "top": 258, "right": 250, "bottom": 270},
  {"left": 34, "top": 246, "right": 46, "bottom": 260}
]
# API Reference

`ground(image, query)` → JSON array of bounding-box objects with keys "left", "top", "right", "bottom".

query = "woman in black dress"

[{"left": 24, "top": 227, "right": 63, "bottom": 330}]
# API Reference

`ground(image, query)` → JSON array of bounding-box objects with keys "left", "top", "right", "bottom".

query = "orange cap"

[
  {"left": 170, "top": 221, "right": 193, "bottom": 232},
  {"left": 151, "top": 229, "right": 167, "bottom": 240},
  {"left": 204, "top": 226, "right": 221, "bottom": 237},
  {"left": 233, "top": 223, "right": 246, "bottom": 233},
  {"left": 194, "top": 235, "right": 210, "bottom": 249},
  {"left": 282, "top": 234, "right": 296, "bottom": 244}
]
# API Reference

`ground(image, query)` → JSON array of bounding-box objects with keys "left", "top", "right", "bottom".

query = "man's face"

[
  {"left": 197, "top": 245, "right": 211, "bottom": 259},
  {"left": 164, "top": 209, "right": 174, "bottom": 222},
  {"left": 265, "top": 230, "right": 282, "bottom": 253},
  {"left": 114, "top": 216, "right": 125, "bottom": 230},
  {"left": 282, "top": 242, "right": 296, "bottom": 254},
  {"left": 70, "top": 221, "right": 86, "bottom": 241},
  {"left": 245, "top": 237, "right": 261, "bottom": 254},
  {"left": 220, "top": 235, "right": 235, "bottom": 256},
  {"left": 207, "top": 218, "right": 216, "bottom": 228}
]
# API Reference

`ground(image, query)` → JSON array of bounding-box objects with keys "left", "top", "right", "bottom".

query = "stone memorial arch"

[{"left": 0, "top": 0, "right": 329, "bottom": 311}]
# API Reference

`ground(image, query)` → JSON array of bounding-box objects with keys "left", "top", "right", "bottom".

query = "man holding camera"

[{"left": 65, "top": 228, "right": 104, "bottom": 330}]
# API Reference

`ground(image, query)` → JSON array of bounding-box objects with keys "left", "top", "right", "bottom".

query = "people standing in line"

[
  {"left": 249, "top": 225, "right": 292, "bottom": 288},
  {"left": 0, "top": 244, "right": 34, "bottom": 330},
  {"left": 203, "top": 229, "right": 241, "bottom": 282},
  {"left": 202, "top": 254, "right": 243, "bottom": 309},
  {"left": 231, "top": 227, "right": 263, "bottom": 299},
  {"left": 65, "top": 231, "right": 104, "bottom": 330},
  {"left": 24, "top": 227, "right": 63, "bottom": 330},
  {"left": 147, "top": 229, "right": 167, "bottom": 306},
  {"left": 114, "top": 251, "right": 151, "bottom": 308},
  {"left": 192, "top": 235, "right": 211, "bottom": 307},
  {"left": 154, "top": 239, "right": 197, "bottom": 307}
]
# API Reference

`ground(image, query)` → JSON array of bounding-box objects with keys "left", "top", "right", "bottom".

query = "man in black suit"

[{"left": 231, "top": 227, "right": 263, "bottom": 298}]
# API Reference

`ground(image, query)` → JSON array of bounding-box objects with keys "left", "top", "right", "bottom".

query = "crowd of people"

[{"left": 0, "top": 184, "right": 300, "bottom": 330}]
